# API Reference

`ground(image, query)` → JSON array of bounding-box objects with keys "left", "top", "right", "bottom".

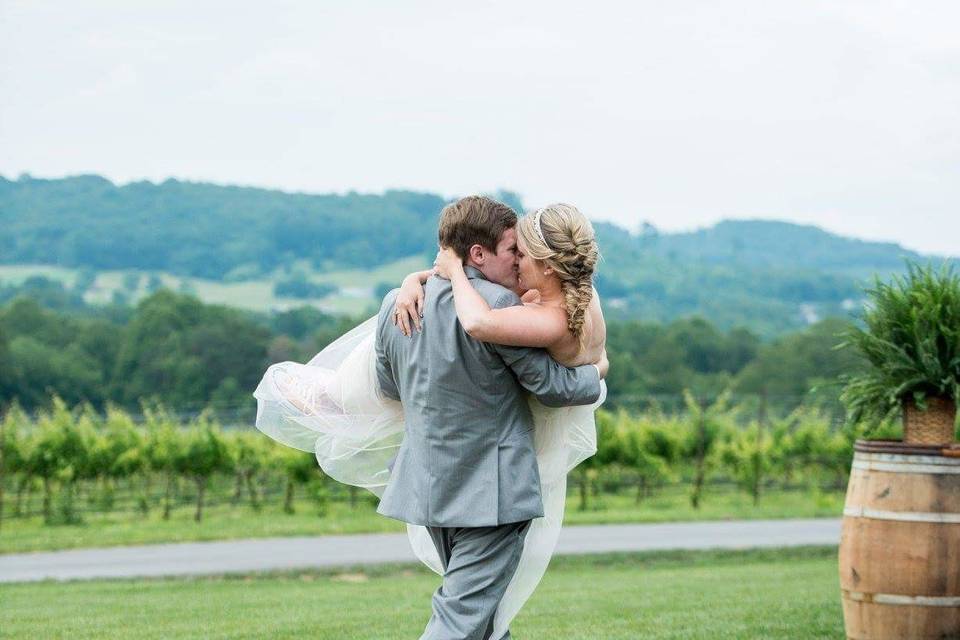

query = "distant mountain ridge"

[
  {"left": 0, "top": 174, "right": 950, "bottom": 337},
  {"left": 593, "top": 218, "right": 927, "bottom": 276},
  {"left": 650, "top": 219, "right": 925, "bottom": 274}
]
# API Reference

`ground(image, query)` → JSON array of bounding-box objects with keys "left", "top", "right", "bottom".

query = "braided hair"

[{"left": 517, "top": 204, "right": 599, "bottom": 351}]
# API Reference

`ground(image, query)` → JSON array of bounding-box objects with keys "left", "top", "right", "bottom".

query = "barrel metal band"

[
  {"left": 856, "top": 452, "right": 957, "bottom": 464},
  {"left": 844, "top": 506, "right": 960, "bottom": 523},
  {"left": 852, "top": 460, "right": 960, "bottom": 475},
  {"left": 842, "top": 589, "right": 960, "bottom": 607}
]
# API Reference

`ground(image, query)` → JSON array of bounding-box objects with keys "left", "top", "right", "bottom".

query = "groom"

[{"left": 374, "top": 195, "right": 606, "bottom": 640}]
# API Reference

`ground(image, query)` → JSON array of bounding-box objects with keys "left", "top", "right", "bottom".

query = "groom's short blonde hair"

[{"left": 438, "top": 196, "right": 517, "bottom": 258}]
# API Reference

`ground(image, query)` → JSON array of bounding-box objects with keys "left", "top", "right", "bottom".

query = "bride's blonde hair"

[{"left": 517, "top": 203, "right": 599, "bottom": 349}]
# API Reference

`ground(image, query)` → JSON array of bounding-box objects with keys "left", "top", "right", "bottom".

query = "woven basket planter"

[{"left": 902, "top": 396, "right": 957, "bottom": 445}]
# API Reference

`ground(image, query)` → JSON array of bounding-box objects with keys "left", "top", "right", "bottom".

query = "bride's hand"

[
  {"left": 596, "top": 349, "right": 609, "bottom": 379},
  {"left": 393, "top": 273, "right": 427, "bottom": 336},
  {"left": 433, "top": 247, "right": 464, "bottom": 280}
]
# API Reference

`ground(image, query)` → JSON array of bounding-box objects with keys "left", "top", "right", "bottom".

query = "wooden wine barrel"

[{"left": 839, "top": 440, "right": 960, "bottom": 640}]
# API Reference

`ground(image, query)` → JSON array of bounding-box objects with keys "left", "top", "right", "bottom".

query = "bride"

[{"left": 253, "top": 202, "right": 606, "bottom": 639}]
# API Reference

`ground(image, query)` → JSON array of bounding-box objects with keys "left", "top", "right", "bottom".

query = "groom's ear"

[{"left": 467, "top": 244, "right": 485, "bottom": 265}]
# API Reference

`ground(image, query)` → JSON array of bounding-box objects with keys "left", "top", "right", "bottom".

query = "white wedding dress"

[{"left": 253, "top": 315, "right": 605, "bottom": 638}]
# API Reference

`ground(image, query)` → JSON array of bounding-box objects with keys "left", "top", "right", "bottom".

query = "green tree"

[
  {"left": 269, "top": 445, "right": 319, "bottom": 514},
  {"left": 146, "top": 273, "right": 164, "bottom": 293},
  {"left": 736, "top": 318, "right": 863, "bottom": 410},
  {"left": 110, "top": 290, "right": 269, "bottom": 409},
  {"left": 617, "top": 411, "right": 681, "bottom": 504},
  {"left": 270, "top": 306, "right": 339, "bottom": 341},
  {"left": 176, "top": 411, "right": 231, "bottom": 522},
  {"left": 123, "top": 272, "right": 142, "bottom": 293},
  {"left": 142, "top": 401, "right": 185, "bottom": 520},
  {"left": 772, "top": 407, "right": 862, "bottom": 490},
  {"left": 0, "top": 402, "right": 29, "bottom": 531},
  {"left": 91, "top": 404, "right": 146, "bottom": 512},
  {"left": 64, "top": 405, "right": 102, "bottom": 522},
  {"left": 72, "top": 268, "right": 98, "bottom": 295},
  {"left": 25, "top": 397, "right": 95, "bottom": 524},
  {"left": 720, "top": 422, "right": 772, "bottom": 505},
  {"left": 273, "top": 272, "right": 337, "bottom": 299},
  {"left": 575, "top": 411, "right": 620, "bottom": 511},
  {"left": 228, "top": 430, "right": 268, "bottom": 511},
  {"left": 681, "top": 389, "right": 733, "bottom": 509},
  {"left": 0, "top": 325, "right": 13, "bottom": 401}
]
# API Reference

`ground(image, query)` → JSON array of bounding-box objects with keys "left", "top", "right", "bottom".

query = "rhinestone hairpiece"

[{"left": 533, "top": 208, "right": 548, "bottom": 246}]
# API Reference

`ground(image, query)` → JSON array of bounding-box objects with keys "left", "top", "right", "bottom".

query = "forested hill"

[
  {"left": 0, "top": 174, "right": 949, "bottom": 336},
  {"left": 636, "top": 219, "right": 922, "bottom": 276},
  {"left": 0, "top": 174, "right": 451, "bottom": 278}
]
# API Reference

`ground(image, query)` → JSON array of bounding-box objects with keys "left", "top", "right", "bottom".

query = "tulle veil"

[{"left": 253, "top": 315, "right": 604, "bottom": 638}]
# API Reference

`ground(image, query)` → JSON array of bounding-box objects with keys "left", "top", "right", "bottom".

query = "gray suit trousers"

[{"left": 419, "top": 520, "right": 532, "bottom": 640}]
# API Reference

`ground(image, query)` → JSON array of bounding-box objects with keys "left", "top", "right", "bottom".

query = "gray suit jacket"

[{"left": 374, "top": 265, "right": 602, "bottom": 527}]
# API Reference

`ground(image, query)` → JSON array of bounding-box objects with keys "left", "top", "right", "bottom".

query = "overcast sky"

[{"left": 1, "top": 1, "right": 957, "bottom": 256}]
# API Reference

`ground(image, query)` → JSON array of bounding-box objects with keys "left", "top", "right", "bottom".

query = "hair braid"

[{"left": 517, "top": 203, "right": 599, "bottom": 352}]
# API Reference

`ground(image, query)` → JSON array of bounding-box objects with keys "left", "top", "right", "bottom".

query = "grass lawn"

[
  {"left": 0, "top": 486, "right": 844, "bottom": 554},
  {"left": 0, "top": 546, "right": 844, "bottom": 639}
]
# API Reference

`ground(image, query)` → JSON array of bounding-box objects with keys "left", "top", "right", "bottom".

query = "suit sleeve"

[
  {"left": 374, "top": 290, "right": 401, "bottom": 401},
  {"left": 490, "top": 291, "right": 601, "bottom": 408}
]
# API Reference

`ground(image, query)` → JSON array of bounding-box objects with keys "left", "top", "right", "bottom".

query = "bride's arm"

[
  {"left": 436, "top": 248, "right": 568, "bottom": 348},
  {"left": 392, "top": 268, "right": 434, "bottom": 336}
]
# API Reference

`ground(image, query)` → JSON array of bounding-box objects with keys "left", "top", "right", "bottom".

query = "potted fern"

[{"left": 839, "top": 260, "right": 959, "bottom": 445}]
